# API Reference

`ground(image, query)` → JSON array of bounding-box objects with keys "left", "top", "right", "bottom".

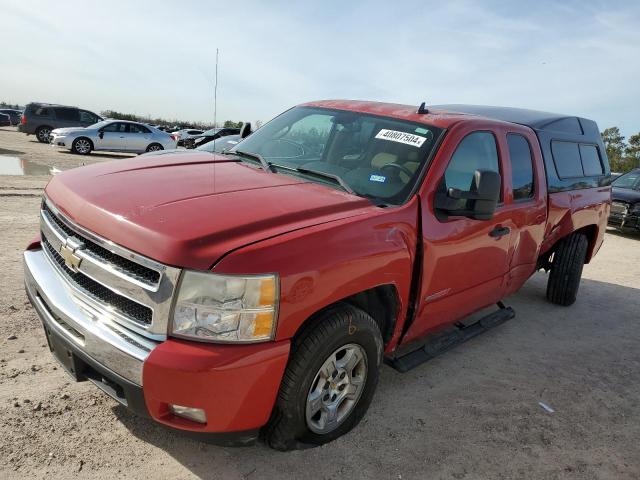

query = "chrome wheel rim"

[
  {"left": 305, "top": 343, "right": 367, "bottom": 434},
  {"left": 38, "top": 128, "right": 51, "bottom": 141},
  {"left": 148, "top": 144, "right": 161, "bottom": 151},
  {"left": 75, "top": 139, "right": 90, "bottom": 154}
]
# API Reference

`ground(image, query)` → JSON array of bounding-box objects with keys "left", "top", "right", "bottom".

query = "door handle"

[{"left": 489, "top": 226, "right": 510, "bottom": 238}]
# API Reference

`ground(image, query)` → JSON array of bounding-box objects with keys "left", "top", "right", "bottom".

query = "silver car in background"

[{"left": 49, "top": 120, "right": 177, "bottom": 155}]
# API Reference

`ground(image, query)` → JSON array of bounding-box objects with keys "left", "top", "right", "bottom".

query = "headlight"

[{"left": 171, "top": 271, "right": 278, "bottom": 343}]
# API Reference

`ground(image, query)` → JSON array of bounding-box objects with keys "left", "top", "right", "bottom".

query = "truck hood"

[{"left": 45, "top": 153, "right": 373, "bottom": 270}]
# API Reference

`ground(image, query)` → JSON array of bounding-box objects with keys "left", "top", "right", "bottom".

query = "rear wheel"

[
  {"left": 546, "top": 233, "right": 589, "bottom": 306},
  {"left": 36, "top": 126, "right": 52, "bottom": 143},
  {"left": 263, "top": 304, "right": 383, "bottom": 451},
  {"left": 146, "top": 143, "right": 163, "bottom": 152},
  {"left": 72, "top": 137, "right": 93, "bottom": 155}
]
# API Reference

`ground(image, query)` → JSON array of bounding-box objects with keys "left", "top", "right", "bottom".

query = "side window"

[
  {"left": 80, "top": 110, "right": 98, "bottom": 124},
  {"left": 54, "top": 108, "right": 80, "bottom": 121},
  {"left": 130, "top": 124, "right": 150, "bottom": 134},
  {"left": 579, "top": 144, "right": 603, "bottom": 176},
  {"left": 35, "top": 107, "right": 50, "bottom": 117},
  {"left": 551, "top": 141, "right": 582, "bottom": 178},
  {"left": 444, "top": 131, "right": 500, "bottom": 192},
  {"left": 101, "top": 122, "right": 121, "bottom": 132},
  {"left": 507, "top": 134, "right": 534, "bottom": 200}
]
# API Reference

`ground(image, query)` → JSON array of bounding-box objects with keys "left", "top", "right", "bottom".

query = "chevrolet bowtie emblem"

[{"left": 59, "top": 238, "right": 84, "bottom": 272}]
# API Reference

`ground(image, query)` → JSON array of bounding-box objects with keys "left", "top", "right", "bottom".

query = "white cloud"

[{"left": 0, "top": 0, "right": 638, "bottom": 136}]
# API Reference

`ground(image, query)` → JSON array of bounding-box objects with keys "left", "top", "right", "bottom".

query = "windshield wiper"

[
  {"left": 296, "top": 167, "right": 355, "bottom": 195},
  {"left": 232, "top": 149, "right": 274, "bottom": 172}
]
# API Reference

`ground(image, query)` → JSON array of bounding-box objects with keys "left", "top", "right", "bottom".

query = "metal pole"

[{"left": 214, "top": 48, "right": 219, "bottom": 129}]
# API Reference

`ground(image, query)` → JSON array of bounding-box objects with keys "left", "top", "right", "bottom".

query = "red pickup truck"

[{"left": 24, "top": 100, "right": 611, "bottom": 450}]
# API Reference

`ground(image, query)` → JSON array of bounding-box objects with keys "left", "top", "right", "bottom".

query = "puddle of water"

[{"left": 0, "top": 155, "right": 55, "bottom": 176}]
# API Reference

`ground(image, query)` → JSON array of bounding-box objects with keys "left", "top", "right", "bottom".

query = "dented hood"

[{"left": 45, "top": 152, "right": 373, "bottom": 270}]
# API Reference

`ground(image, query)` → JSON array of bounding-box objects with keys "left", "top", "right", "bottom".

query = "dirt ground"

[{"left": 1, "top": 126, "right": 639, "bottom": 479}]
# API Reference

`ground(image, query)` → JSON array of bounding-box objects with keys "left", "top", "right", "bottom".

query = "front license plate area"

[{"left": 43, "top": 326, "right": 84, "bottom": 381}]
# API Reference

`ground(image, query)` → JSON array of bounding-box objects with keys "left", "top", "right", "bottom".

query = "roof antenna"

[
  {"left": 211, "top": 48, "right": 219, "bottom": 152},
  {"left": 417, "top": 102, "right": 429, "bottom": 114}
]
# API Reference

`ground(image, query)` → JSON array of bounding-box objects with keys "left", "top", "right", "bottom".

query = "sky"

[{"left": 1, "top": 0, "right": 639, "bottom": 136}]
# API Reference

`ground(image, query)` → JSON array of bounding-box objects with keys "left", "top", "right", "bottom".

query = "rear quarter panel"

[{"left": 540, "top": 187, "right": 611, "bottom": 262}]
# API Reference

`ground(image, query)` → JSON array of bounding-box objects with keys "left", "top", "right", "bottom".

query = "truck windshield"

[{"left": 230, "top": 106, "right": 442, "bottom": 204}]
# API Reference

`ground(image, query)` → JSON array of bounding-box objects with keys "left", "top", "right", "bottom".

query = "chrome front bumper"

[{"left": 24, "top": 249, "right": 158, "bottom": 385}]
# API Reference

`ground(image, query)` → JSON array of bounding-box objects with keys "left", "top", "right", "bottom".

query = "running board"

[{"left": 387, "top": 302, "right": 515, "bottom": 373}]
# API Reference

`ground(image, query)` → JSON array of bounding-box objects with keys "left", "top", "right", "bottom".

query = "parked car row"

[
  {"left": 0, "top": 108, "right": 23, "bottom": 126},
  {"left": 182, "top": 127, "right": 241, "bottom": 148},
  {"left": 14, "top": 101, "right": 252, "bottom": 155}
]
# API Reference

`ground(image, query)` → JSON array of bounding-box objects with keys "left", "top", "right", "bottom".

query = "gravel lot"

[{"left": 1, "top": 126, "right": 639, "bottom": 479}]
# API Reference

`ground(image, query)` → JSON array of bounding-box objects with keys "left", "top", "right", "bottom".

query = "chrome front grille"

[
  {"left": 42, "top": 202, "right": 161, "bottom": 286},
  {"left": 39, "top": 197, "right": 181, "bottom": 339},
  {"left": 41, "top": 237, "right": 153, "bottom": 324}
]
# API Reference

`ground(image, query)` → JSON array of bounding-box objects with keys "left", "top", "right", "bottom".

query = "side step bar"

[{"left": 387, "top": 302, "right": 515, "bottom": 373}]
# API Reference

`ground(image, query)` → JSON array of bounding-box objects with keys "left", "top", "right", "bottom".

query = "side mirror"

[
  {"left": 98, "top": 131, "right": 104, "bottom": 139},
  {"left": 240, "top": 122, "right": 252, "bottom": 139},
  {"left": 434, "top": 169, "right": 501, "bottom": 220}
]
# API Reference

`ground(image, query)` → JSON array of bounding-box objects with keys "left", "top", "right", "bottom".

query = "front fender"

[{"left": 212, "top": 198, "right": 420, "bottom": 351}]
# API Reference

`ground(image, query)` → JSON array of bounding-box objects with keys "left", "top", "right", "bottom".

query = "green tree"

[
  {"left": 601, "top": 127, "right": 627, "bottom": 172},
  {"left": 625, "top": 133, "right": 640, "bottom": 170},
  {"left": 223, "top": 120, "right": 243, "bottom": 128}
]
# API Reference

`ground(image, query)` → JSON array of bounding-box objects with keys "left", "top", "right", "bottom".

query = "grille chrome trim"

[
  {"left": 40, "top": 196, "right": 181, "bottom": 339},
  {"left": 42, "top": 200, "right": 163, "bottom": 290},
  {"left": 42, "top": 236, "right": 153, "bottom": 328}
]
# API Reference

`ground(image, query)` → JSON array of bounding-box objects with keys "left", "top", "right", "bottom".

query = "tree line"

[{"left": 601, "top": 127, "right": 640, "bottom": 173}]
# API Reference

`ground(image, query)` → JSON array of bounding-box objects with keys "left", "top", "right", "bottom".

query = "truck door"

[
  {"left": 500, "top": 130, "right": 547, "bottom": 294},
  {"left": 402, "top": 127, "right": 515, "bottom": 344}
]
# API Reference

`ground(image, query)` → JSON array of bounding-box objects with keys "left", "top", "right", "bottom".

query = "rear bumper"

[{"left": 24, "top": 248, "right": 291, "bottom": 442}]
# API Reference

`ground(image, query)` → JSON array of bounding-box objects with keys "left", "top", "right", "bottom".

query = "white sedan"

[{"left": 49, "top": 120, "right": 178, "bottom": 155}]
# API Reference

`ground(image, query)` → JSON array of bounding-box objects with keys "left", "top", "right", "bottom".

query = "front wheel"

[
  {"left": 263, "top": 304, "right": 383, "bottom": 451},
  {"left": 72, "top": 137, "right": 92, "bottom": 155}
]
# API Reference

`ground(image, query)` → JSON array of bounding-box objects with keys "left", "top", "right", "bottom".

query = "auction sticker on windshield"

[{"left": 375, "top": 129, "right": 426, "bottom": 148}]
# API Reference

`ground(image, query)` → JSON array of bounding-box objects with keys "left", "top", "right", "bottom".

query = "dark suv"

[{"left": 19, "top": 103, "right": 103, "bottom": 143}]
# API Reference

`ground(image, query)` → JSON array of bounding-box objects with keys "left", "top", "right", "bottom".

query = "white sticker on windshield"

[{"left": 375, "top": 129, "right": 426, "bottom": 148}]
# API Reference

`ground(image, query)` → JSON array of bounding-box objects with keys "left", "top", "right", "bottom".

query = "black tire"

[
  {"left": 546, "top": 233, "right": 589, "bottom": 306},
  {"left": 36, "top": 126, "right": 52, "bottom": 143},
  {"left": 72, "top": 137, "right": 93, "bottom": 155},
  {"left": 146, "top": 143, "right": 163, "bottom": 152},
  {"left": 263, "top": 304, "right": 383, "bottom": 451}
]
